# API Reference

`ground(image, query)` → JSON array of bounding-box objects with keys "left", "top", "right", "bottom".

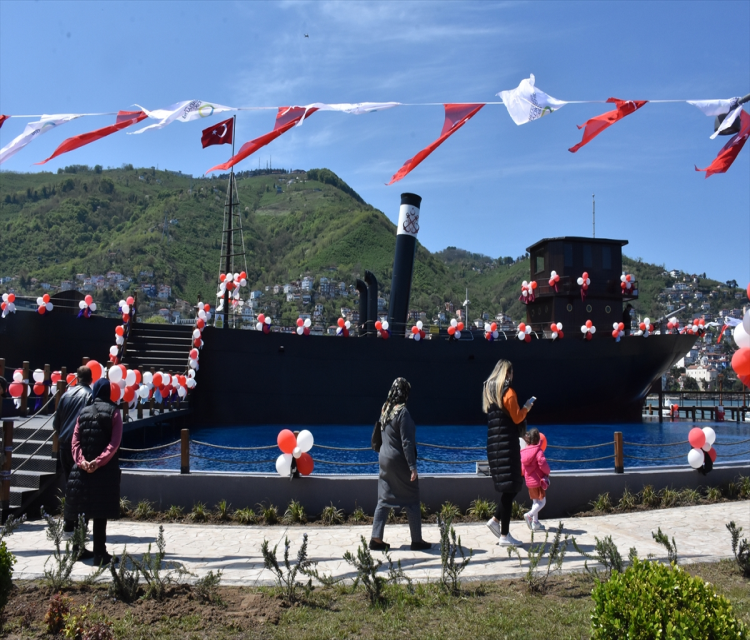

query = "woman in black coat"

[
  {"left": 483, "top": 359, "right": 534, "bottom": 547},
  {"left": 64, "top": 379, "right": 123, "bottom": 566}
]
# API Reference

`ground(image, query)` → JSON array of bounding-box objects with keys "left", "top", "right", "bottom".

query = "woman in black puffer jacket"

[
  {"left": 64, "top": 379, "right": 122, "bottom": 566},
  {"left": 483, "top": 359, "right": 535, "bottom": 547}
]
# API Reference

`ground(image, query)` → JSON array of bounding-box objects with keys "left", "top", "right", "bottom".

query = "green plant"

[
  {"left": 194, "top": 570, "right": 224, "bottom": 605},
  {"left": 234, "top": 507, "right": 257, "bottom": 525},
  {"left": 659, "top": 487, "right": 679, "bottom": 508},
  {"left": 62, "top": 602, "right": 114, "bottom": 640},
  {"left": 439, "top": 501, "right": 461, "bottom": 522},
  {"left": 652, "top": 527, "right": 678, "bottom": 565},
  {"left": 190, "top": 501, "right": 209, "bottom": 522},
  {"left": 387, "top": 508, "right": 397, "bottom": 523},
  {"left": 108, "top": 549, "right": 140, "bottom": 603},
  {"left": 737, "top": 475, "right": 750, "bottom": 499},
  {"left": 467, "top": 497, "right": 496, "bottom": 521},
  {"left": 44, "top": 593, "right": 71, "bottom": 635},
  {"left": 419, "top": 502, "right": 430, "bottom": 519},
  {"left": 260, "top": 534, "right": 316, "bottom": 604},
  {"left": 706, "top": 486, "right": 723, "bottom": 502},
  {"left": 350, "top": 505, "right": 367, "bottom": 523},
  {"left": 343, "top": 536, "right": 394, "bottom": 606},
  {"left": 572, "top": 535, "right": 624, "bottom": 580},
  {"left": 215, "top": 499, "right": 232, "bottom": 521},
  {"left": 590, "top": 559, "right": 747, "bottom": 639},
  {"left": 258, "top": 503, "right": 279, "bottom": 524},
  {"left": 0, "top": 513, "right": 26, "bottom": 541},
  {"left": 508, "top": 521, "right": 569, "bottom": 594},
  {"left": 284, "top": 499, "right": 307, "bottom": 524},
  {"left": 132, "top": 499, "right": 155, "bottom": 520},
  {"left": 437, "top": 515, "right": 472, "bottom": 595},
  {"left": 165, "top": 505, "right": 184, "bottom": 521},
  {"left": 678, "top": 487, "right": 701, "bottom": 505},
  {"left": 590, "top": 492, "right": 613, "bottom": 513},
  {"left": 639, "top": 484, "right": 660, "bottom": 507},
  {"left": 42, "top": 511, "right": 87, "bottom": 592},
  {"left": 726, "top": 521, "right": 750, "bottom": 577},
  {"left": 511, "top": 501, "right": 526, "bottom": 520},
  {"left": 320, "top": 502, "right": 344, "bottom": 525},
  {"left": 80, "top": 621, "right": 114, "bottom": 640},
  {"left": 0, "top": 540, "right": 16, "bottom": 614},
  {"left": 119, "top": 496, "right": 131, "bottom": 516},
  {"left": 132, "top": 525, "right": 191, "bottom": 600},
  {"left": 723, "top": 481, "right": 738, "bottom": 499},
  {"left": 616, "top": 487, "right": 637, "bottom": 511}
]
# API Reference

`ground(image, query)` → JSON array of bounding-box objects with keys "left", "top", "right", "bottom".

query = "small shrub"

[
  {"left": 81, "top": 621, "right": 114, "bottom": 640},
  {"left": 590, "top": 559, "right": 747, "bottom": 639},
  {"left": 133, "top": 525, "right": 192, "bottom": 600},
  {"left": 387, "top": 508, "right": 397, "bottom": 523},
  {"left": 678, "top": 487, "right": 701, "bottom": 505},
  {"left": 215, "top": 500, "right": 232, "bottom": 521},
  {"left": 259, "top": 503, "right": 278, "bottom": 524},
  {"left": 737, "top": 475, "right": 750, "bottom": 499},
  {"left": 0, "top": 540, "right": 17, "bottom": 614},
  {"left": 640, "top": 484, "right": 659, "bottom": 507},
  {"left": 343, "top": 536, "right": 405, "bottom": 606},
  {"left": 706, "top": 486, "right": 723, "bottom": 502},
  {"left": 165, "top": 505, "right": 184, "bottom": 521},
  {"left": 108, "top": 549, "right": 140, "bottom": 603},
  {"left": 659, "top": 487, "right": 679, "bottom": 508},
  {"left": 320, "top": 503, "right": 344, "bottom": 525},
  {"left": 511, "top": 501, "right": 526, "bottom": 520},
  {"left": 0, "top": 513, "right": 26, "bottom": 540},
  {"left": 350, "top": 505, "right": 367, "bottom": 523},
  {"left": 119, "top": 496, "right": 131, "bottom": 516},
  {"left": 572, "top": 535, "right": 624, "bottom": 580},
  {"left": 652, "top": 527, "right": 678, "bottom": 564},
  {"left": 439, "top": 501, "right": 461, "bottom": 522},
  {"left": 508, "top": 521, "right": 569, "bottom": 594},
  {"left": 42, "top": 512, "right": 87, "bottom": 592},
  {"left": 437, "top": 515, "right": 472, "bottom": 595},
  {"left": 190, "top": 501, "right": 209, "bottom": 522},
  {"left": 726, "top": 521, "right": 750, "bottom": 577},
  {"left": 284, "top": 499, "right": 307, "bottom": 524},
  {"left": 234, "top": 507, "right": 257, "bottom": 525},
  {"left": 616, "top": 487, "right": 637, "bottom": 511},
  {"left": 590, "top": 492, "right": 613, "bottom": 513},
  {"left": 723, "top": 481, "right": 738, "bottom": 499},
  {"left": 133, "top": 499, "right": 155, "bottom": 520},
  {"left": 194, "top": 570, "right": 223, "bottom": 604},
  {"left": 260, "top": 534, "right": 315, "bottom": 604},
  {"left": 467, "top": 497, "right": 496, "bottom": 521},
  {"left": 62, "top": 602, "right": 114, "bottom": 640},
  {"left": 44, "top": 593, "right": 71, "bottom": 635},
  {"left": 419, "top": 502, "right": 430, "bottom": 520}
]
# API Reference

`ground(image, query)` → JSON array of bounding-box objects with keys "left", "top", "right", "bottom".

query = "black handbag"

[{"left": 371, "top": 420, "right": 383, "bottom": 452}]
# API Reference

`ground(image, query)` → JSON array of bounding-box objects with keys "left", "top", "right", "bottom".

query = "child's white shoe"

[
  {"left": 531, "top": 520, "right": 546, "bottom": 532},
  {"left": 523, "top": 513, "right": 533, "bottom": 530},
  {"left": 497, "top": 533, "right": 523, "bottom": 547}
]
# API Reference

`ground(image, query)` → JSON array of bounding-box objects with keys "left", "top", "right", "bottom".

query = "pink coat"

[{"left": 520, "top": 444, "right": 550, "bottom": 489}]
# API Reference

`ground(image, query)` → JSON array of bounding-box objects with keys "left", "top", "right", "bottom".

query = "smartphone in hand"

[{"left": 525, "top": 396, "right": 537, "bottom": 409}]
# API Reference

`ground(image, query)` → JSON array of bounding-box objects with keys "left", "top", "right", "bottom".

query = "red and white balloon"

[
  {"left": 296, "top": 317, "right": 312, "bottom": 336},
  {"left": 549, "top": 322, "right": 564, "bottom": 340},
  {"left": 580, "top": 319, "right": 596, "bottom": 340},
  {"left": 447, "top": 318, "right": 463, "bottom": 339},
  {"left": 519, "top": 280, "right": 537, "bottom": 304},
  {"left": 336, "top": 317, "right": 351, "bottom": 337},
  {"left": 517, "top": 322, "right": 532, "bottom": 343},
  {"left": 484, "top": 322, "right": 499, "bottom": 341},
  {"left": 36, "top": 294, "right": 53, "bottom": 315},
  {"left": 548, "top": 271, "right": 560, "bottom": 292},
  {"left": 375, "top": 320, "right": 390, "bottom": 339},
  {"left": 637, "top": 317, "right": 652, "bottom": 338},
  {"left": 411, "top": 320, "right": 426, "bottom": 341},
  {"left": 620, "top": 273, "right": 634, "bottom": 293},
  {"left": 276, "top": 429, "right": 315, "bottom": 477},
  {"left": 256, "top": 313, "right": 272, "bottom": 334},
  {"left": 78, "top": 294, "right": 97, "bottom": 318},
  {"left": 611, "top": 322, "right": 625, "bottom": 342},
  {"left": 1, "top": 293, "right": 17, "bottom": 318},
  {"left": 687, "top": 427, "right": 717, "bottom": 469},
  {"left": 577, "top": 272, "right": 591, "bottom": 301}
]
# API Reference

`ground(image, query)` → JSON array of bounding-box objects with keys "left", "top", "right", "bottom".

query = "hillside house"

[
  {"left": 250, "top": 291, "right": 263, "bottom": 300},
  {"left": 61, "top": 281, "right": 74, "bottom": 291},
  {"left": 273, "top": 284, "right": 282, "bottom": 294},
  {"left": 157, "top": 285, "right": 171, "bottom": 300},
  {"left": 301, "top": 277, "right": 314, "bottom": 292},
  {"left": 377, "top": 297, "right": 386, "bottom": 311},
  {"left": 302, "top": 294, "right": 311, "bottom": 305},
  {"left": 319, "top": 277, "right": 332, "bottom": 296}
]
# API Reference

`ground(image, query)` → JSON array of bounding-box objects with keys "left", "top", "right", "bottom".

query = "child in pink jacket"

[{"left": 520, "top": 429, "right": 550, "bottom": 531}]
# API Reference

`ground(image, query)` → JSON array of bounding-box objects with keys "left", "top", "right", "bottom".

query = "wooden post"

[
  {"left": 614, "top": 431, "right": 624, "bottom": 474},
  {"left": 149, "top": 367, "right": 155, "bottom": 416},
  {"left": 43, "top": 364, "right": 51, "bottom": 413},
  {"left": 1, "top": 420, "right": 13, "bottom": 523},
  {"left": 20, "top": 361, "right": 29, "bottom": 417},
  {"left": 81, "top": 357, "right": 90, "bottom": 366},
  {"left": 137, "top": 366, "right": 144, "bottom": 420},
  {"left": 180, "top": 428, "right": 190, "bottom": 474},
  {"left": 56, "top": 366, "right": 68, "bottom": 412}
]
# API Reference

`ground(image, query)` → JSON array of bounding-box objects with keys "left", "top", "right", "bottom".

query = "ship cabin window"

[
  {"left": 583, "top": 244, "right": 593, "bottom": 269},
  {"left": 602, "top": 245, "right": 612, "bottom": 270},
  {"left": 534, "top": 253, "right": 545, "bottom": 274},
  {"left": 564, "top": 243, "right": 573, "bottom": 269}
]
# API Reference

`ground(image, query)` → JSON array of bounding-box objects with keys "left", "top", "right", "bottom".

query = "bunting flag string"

[
  {"left": 0, "top": 115, "right": 8, "bottom": 129},
  {"left": 388, "top": 103, "right": 484, "bottom": 185},
  {"left": 695, "top": 110, "right": 750, "bottom": 178},
  {"left": 130, "top": 100, "right": 235, "bottom": 134},
  {"left": 0, "top": 113, "right": 82, "bottom": 165},
  {"left": 568, "top": 98, "right": 648, "bottom": 153},
  {"left": 36, "top": 110, "right": 147, "bottom": 165},
  {"left": 496, "top": 74, "right": 567, "bottom": 125}
]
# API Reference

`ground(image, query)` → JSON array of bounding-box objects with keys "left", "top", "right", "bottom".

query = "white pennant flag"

[
  {"left": 297, "top": 102, "right": 401, "bottom": 125},
  {"left": 130, "top": 100, "right": 235, "bottom": 134},
  {"left": 688, "top": 98, "right": 744, "bottom": 139},
  {"left": 497, "top": 74, "right": 567, "bottom": 125},
  {"left": 0, "top": 114, "right": 82, "bottom": 165}
]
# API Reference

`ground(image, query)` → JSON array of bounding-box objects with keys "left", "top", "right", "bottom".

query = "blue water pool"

[{"left": 121, "top": 419, "right": 750, "bottom": 474}]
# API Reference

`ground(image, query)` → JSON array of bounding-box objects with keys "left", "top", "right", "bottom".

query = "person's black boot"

[
  {"left": 92, "top": 551, "right": 118, "bottom": 566},
  {"left": 72, "top": 545, "right": 95, "bottom": 561},
  {"left": 410, "top": 540, "right": 433, "bottom": 551},
  {"left": 369, "top": 539, "right": 390, "bottom": 552}
]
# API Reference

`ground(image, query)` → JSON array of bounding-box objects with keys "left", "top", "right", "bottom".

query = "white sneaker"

[
  {"left": 532, "top": 520, "right": 546, "bottom": 531},
  {"left": 486, "top": 518, "right": 501, "bottom": 539},
  {"left": 523, "top": 513, "right": 533, "bottom": 530},
  {"left": 497, "top": 533, "right": 523, "bottom": 547}
]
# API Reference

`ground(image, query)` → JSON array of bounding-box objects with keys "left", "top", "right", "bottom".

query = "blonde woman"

[{"left": 483, "top": 359, "right": 535, "bottom": 546}]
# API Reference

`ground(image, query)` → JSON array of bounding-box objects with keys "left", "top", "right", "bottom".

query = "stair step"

[
  {"left": 10, "top": 485, "right": 37, "bottom": 508},
  {"left": 14, "top": 440, "right": 54, "bottom": 457},
  {"left": 11, "top": 469, "right": 57, "bottom": 489}
]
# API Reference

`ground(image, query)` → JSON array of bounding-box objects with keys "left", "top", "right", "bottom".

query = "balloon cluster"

[
  {"left": 548, "top": 271, "right": 560, "bottom": 292},
  {"left": 77, "top": 294, "right": 97, "bottom": 318},
  {"left": 137, "top": 369, "right": 194, "bottom": 405},
  {"left": 666, "top": 318, "right": 680, "bottom": 334},
  {"left": 577, "top": 272, "right": 591, "bottom": 301},
  {"left": 36, "top": 294, "right": 53, "bottom": 315},
  {"left": 484, "top": 322, "right": 499, "bottom": 341},
  {"left": 549, "top": 322, "right": 564, "bottom": 340},
  {"left": 611, "top": 322, "right": 625, "bottom": 341},
  {"left": 683, "top": 318, "right": 705, "bottom": 335},
  {"left": 687, "top": 427, "right": 717, "bottom": 469},
  {"left": 216, "top": 271, "right": 247, "bottom": 313},
  {"left": 109, "top": 307, "right": 133, "bottom": 363},
  {"left": 194, "top": 302, "right": 211, "bottom": 347},
  {"left": 7, "top": 369, "right": 28, "bottom": 406},
  {"left": 447, "top": 318, "right": 464, "bottom": 339},
  {"left": 118, "top": 296, "right": 135, "bottom": 324},
  {"left": 296, "top": 317, "right": 312, "bottom": 335},
  {"left": 375, "top": 320, "right": 390, "bottom": 339},
  {"left": 580, "top": 319, "right": 596, "bottom": 340},
  {"left": 1, "top": 293, "right": 16, "bottom": 318},
  {"left": 620, "top": 273, "right": 634, "bottom": 293},
  {"left": 336, "top": 317, "right": 351, "bottom": 336},
  {"left": 637, "top": 317, "right": 653, "bottom": 337},
  {"left": 256, "top": 313, "right": 272, "bottom": 333},
  {"left": 411, "top": 320, "right": 426, "bottom": 341},
  {"left": 731, "top": 303, "right": 750, "bottom": 387},
  {"left": 517, "top": 322, "right": 532, "bottom": 342},
  {"left": 276, "top": 429, "right": 314, "bottom": 477},
  {"left": 519, "top": 280, "right": 537, "bottom": 304}
]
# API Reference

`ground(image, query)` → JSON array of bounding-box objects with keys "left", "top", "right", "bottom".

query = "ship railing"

[
  {"left": 117, "top": 429, "right": 750, "bottom": 475},
  {"left": 533, "top": 277, "right": 639, "bottom": 299}
]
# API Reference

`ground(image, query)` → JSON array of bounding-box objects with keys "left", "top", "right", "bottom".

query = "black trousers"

[
  {"left": 494, "top": 492, "right": 516, "bottom": 536},
  {"left": 63, "top": 517, "right": 107, "bottom": 554}
]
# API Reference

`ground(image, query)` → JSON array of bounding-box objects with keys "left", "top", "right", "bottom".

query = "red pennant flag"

[
  {"left": 205, "top": 107, "right": 315, "bottom": 174},
  {"left": 0, "top": 115, "right": 8, "bottom": 129},
  {"left": 35, "top": 110, "right": 147, "bottom": 165},
  {"left": 568, "top": 98, "right": 647, "bottom": 153},
  {"left": 388, "top": 104, "right": 484, "bottom": 185},
  {"left": 695, "top": 110, "right": 750, "bottom": 178},
  {"left": 201, "top": 117, "right": 234, "bottom": 148}
]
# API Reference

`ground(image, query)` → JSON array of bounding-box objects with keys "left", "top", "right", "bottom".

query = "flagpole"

[{"left": 222, "top": 116, "right": 236, "bottom": 330}]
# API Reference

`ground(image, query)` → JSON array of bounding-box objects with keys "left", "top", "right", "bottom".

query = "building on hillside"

[
  {"left": 302, "top": 294, "right": 311, "bottom": 305},
  {"left": 41, "top": 283, "right": 52, "bottom": 290},
  {"left": 314, "top": 303, "right": 324, "bottom": 317},
  {"left": 157, "top": 285, "right": 171, "bottom": 300},
  {"left": 340, "top": 307, "right": 352, "bottom": 319},
  {"left": 301, "top": 277, "right": 314, "bottom": 292},
  {"left": 60, "top": 281, "right": 74, "bottom": 291},
  {"left": 174, "top": 299, "right": 192, "bottom": 314},
  {"left": 377, "top": 297, "right": 386, "bottom": 311},
  {"left": 250, "top": 290, "right": 263, "bottom": 299},
  {"left": 684, "top": 366, "right": 718, "bottom": 384},
  {"left": 141, "top": 284, "right": 156, "bottom": 297},
  {"left": 76, "top": 273, "right": 86, "bottom": 281},
  {"left": 319, "top": 277, "right": 332, "bottom": 296},
  {"left": 139, "top": 270, "right": 154, "bottom": 278},
  {"left": 273, "top": 284, "right": 282, "bottom": 295}
]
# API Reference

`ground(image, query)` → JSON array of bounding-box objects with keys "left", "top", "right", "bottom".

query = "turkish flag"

[
  {"left": 201, "top": 117, "right": 234, "bottom": 148},
  {"left": 388, "top": 104, "right": 484, "bottom": 185},
  {"left": 695, "top": 110, "right": 750, "bottom": 178},
  {"left": 0, "top": 115, "right": 8, "bottom": 129},
  {"left": 569, "top": 98, "right": 647, "bottom": 153}
]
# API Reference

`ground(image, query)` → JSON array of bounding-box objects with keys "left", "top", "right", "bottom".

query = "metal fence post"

[
  {"left": 614, "top": 431, "right": 624, "bottom": 474},
  {"left": 43, "top": 364, "right": 51, "bottom": 413},
  {"left": 1, "top": 420, "right": 13, "bottom": 522},
  {"left": 180, "top": 429, "right": 190, "bottom": 474}
]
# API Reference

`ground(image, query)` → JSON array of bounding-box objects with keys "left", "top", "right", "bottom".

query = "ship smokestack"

[
  {"left": 364, "top": 270, "right": 379, "bottom": 337},
  {"left": 355, "top": 279, "right": 368, "bottom": 337},
  {"left": 388, "top": 193, "right": 422, "bottom": 337}
]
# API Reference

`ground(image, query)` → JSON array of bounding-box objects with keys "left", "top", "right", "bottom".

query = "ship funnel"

[
  {"left": 364, "top": 271, "right": 379, "bottom": 338},
  {"left": 355, "top": 279, "right": 368, "bottom": 337},
  {"left": 388, "top": 193, "right": 422, "bottom": 337}
]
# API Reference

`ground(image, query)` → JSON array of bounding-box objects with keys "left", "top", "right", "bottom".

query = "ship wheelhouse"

[{"left": 525, "top": 236, "right": 638, "bottom": 333}]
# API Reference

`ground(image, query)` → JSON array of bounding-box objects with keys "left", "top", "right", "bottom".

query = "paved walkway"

[{"left": 5, "top": 502, "right": 749, "bottom": 586}]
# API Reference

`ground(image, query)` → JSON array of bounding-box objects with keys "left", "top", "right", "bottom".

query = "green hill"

[{"left": 0, "top": 165, "right": 734, "bottom": 327}]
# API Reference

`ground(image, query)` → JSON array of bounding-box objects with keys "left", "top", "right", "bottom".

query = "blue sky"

[{"left": 1, "top": 1, "right": 748, "bottom": 283}]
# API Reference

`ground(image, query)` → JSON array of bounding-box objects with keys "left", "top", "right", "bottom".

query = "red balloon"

[
  {"left": 189, "top": 348, "right": 199, "bottom": 360},
  {"left": 38, "top": 306, "right": 46, "bottom": 315},
  {"left": 8, "top": 382, "right": 24, "bottom": 398},
  {"left": 411, "top": 326, "right": 419, "bottom": 334},
  {"left": 558, "top": 331, "right": 564, "bottom": 339},
  {"left": 33, "top": 383, "right": 45, "bottom": 396},
  {"left": 277, "top": 429, "right": 297, "bottom": 454},
  {"left": 42, "top": 293, "right": 50, "bottom": 303},
  {"left": 7, "top": 293, "right": 15, "bottom": 303},
  {"left": 382, "top": 331, "right": 389, "bottom": 340},
  {"left": 524, "top": 334, "right": 531, "bottom": 343},
  {"left": 51, "top": 371, "right": 62, "bottom": 384},
  {"left": 612, "top": 330, "right": 619, "bottom": 338},
  {"left": 122, "top": 313, "right": 130, "bottom": 323},
  {"left": 258, "top": 313, "right": 265, "bottom": 324},
  {"left": 531, "top": 281, "right": 538, "bottom": 289},
  {"left": 126, "top": 296, "right": 134, "bottom": 305},
  {"left": 582, "top": 272, "right": 589, "bottom": 280},
  {"left": 550, "top": 323, "right": 557, "bottom": 332},
  {"left": 263, "top": 324, "right": 270, "bottom": 334},
  {"left": 123, "top": 387, "right": 135, "bottom": 403},
  {"left": 732, "top": 348, "right": 750, "bottom": 377},
  {"left": 447, "top": 326, "right": 456, "bottom": 335},
  {"left": 196, "top": 319, "right": 205, "bottom": 329},
  {"left": 219, "top": 274, "right": 226, "bottom": 282},
  {"left": 518, "top": 323, "right": 526, "bottom": 333},
  {"left": 134, "top": 370, "right": 142, "bottom": 385},
  {"left": 375, "top": 321, "right": 382, "bottom": 331},
  {"left": 457, "top": 322, "right": 464, "bottom": 332},
  {"left": 303, "top": 327, "right": 310, "bottom": 336},
  {"left": 337, "top": 318, "right": 345, "bottom": 328},
  {"left": 85, "top": 360, "right": 103, "bottom": 382},
  {"left": 152, "top": 373, "right": 163, "bottom": 387},
  {"left": 708, "top": 447, "right": 717, "bottom": 463},
  {"left": 586, "top": 320, "right": 593, "bottom": 328},
  {"left": 618, "top": 323, "right": 624, "bottom": 330},
  {"left": 486, "top": 332, "right": 492, "bottom": 340},
  {"left": 240, "top": 271, "right": 247, "bottom": 280},
  {"left": 194, "top": 338, "right": 203, "bottom": 348},
  {"left": 740, "top": 374, "right": 750, "bottom": 388},
  {"left": 66, "top": 373, "right": 77, "bottom": 386},
  {"left": 84, "top": 294, "right": 93, "bottom": 305},
  {"left": 110, "top": 385, "right": 121, "bottom": 403},
  {"left": 586, "top": 332, "right": 592, "bottom": 340},
  {"left": 747, "top": 282, "right": 750, "bottom": 301},
  {"left": 296, "top": 318, "right": 304, "bottom": 327},
  {"left": 688, "top": 427, "right": 706, "bottom": 449},
  {"left": 539, "top": 433, "right": 547, "bottom": 451},
  {"left": 296, "top": 452, "right": 314, "bottom": 476},
  {"left": 491, "top": 323, "right": 497, "bottom": 332},
  {"left": 115, "top": 326, "right": 125, "bottom": 337},
  {"left": 204, "top": 304, "right": 211, "bottom": 312}
]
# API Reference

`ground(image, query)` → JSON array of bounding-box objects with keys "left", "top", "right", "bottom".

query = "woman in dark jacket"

[
  {"left": 483, "top": 359, "right": 534, "bottom": 547},
  {"left": 369, "top": 377, "right": 431, "bottom": 552},
  {"left": 64, "top": 379, "right": 122, "bottom": 566}
]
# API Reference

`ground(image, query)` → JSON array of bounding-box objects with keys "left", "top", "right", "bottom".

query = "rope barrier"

[
  {"left": 545, "top": 454, "right": 615, "bottom": 463},
  {"left": 715, "top": 437, "right": 750, "bottom": 446},
  {"left": 120, "top": 454, "right": 182, "bottom": 463},
  {"left": 120, "top": 440, "right": 180, "bottom": 453},
  {"left": 417, "top": 457, "right": 485, "bottom": 464},
  {"left": 313, "top": 444, "right": 375, "bottom": 451},
  {"left": 623, "top": 440, "right": 688, "bottom": 447},
  {"left": 717, "top": 449, "right": 750, "bottom": 458},
  {"left": 12, "top": 393, "right": 59, "bottom": 429},
  {"left": 191, "top": 439, "right": 278, "bottom": 451},
  {"left": 11, "top": 429, "right": 56, "bottom": 475},
  {"left": 623, "top": 453, "right": 689, "bottom": 461},
  {"left": 190, "top": 454, "right": 277, "bottom": 465},
  {"left": 313, "top": 459, "right": 380, "bottom": 466},
  {"left": 547, "top": 442, "right": 614, "bottom": 450},
  {"left": 416, "top": 442, "right": 485, "bottom": 450}
]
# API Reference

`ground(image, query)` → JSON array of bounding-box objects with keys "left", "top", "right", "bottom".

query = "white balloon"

[
  {"left": 454, "top": 330, "right": 461, "bottom": 339},
  {"left": 519, "top": 437, "right": 528, "bottom": 450},
  {"left": 450, "top": 319, "right": 458, "bottom": 327},
  {"left": 118, "top": 299, "right": 126, "bottom": 308},
  {"left": 581, "top": 325, "right": 588, "bottom": 333},
  {"left": 1, "top": 294, "right": 6, "bottom": 302},
  {"left": 198, "top": 302, "right": 205, "bottom": 310},
  {"left": 613, "top": 322, "right": 619, "bottom": 329},
  {"left": 178, "top": 386, "right": 187, "bottom": 398},
  {"left": 45, "top": 302, "right": 53, "bottom": 312},
  {"left": 186, "top": 378, "right": 196, "bottom": 389},
  {"left": 492, "top": 331, "right": 499, "bottom": 339},
  {"left": 525, "top": 326, "right": 532, "bottom": 334},
  {"left": 109, "top": 345, "right": 118, "bottom": 356},
  {"left": 32, "top": 369, "right": 44, "bottom": 383},
  {"left": 304, "top": 318, "right": 311, "bottom": 328},
  {"left": 125, "top": 370, "right": 136, "bottom": 386},
  {"left": 189, "top": 358, "right": 198, "bottom": 369},
  {"left": 551, "top": 271, "right": 557, "bottom": 278},
  {"left": 162, "top": 374, "right": 171, "bottom": 386},
  {"left": 644, "top": 318, "right": 650, "bottom": 325},
  {"left": 687, "top": 448, "right": 704, "bottom": 469},
  {"left": 198, "top": 310, "right": 206, "bottom": 320},
  {"left": 240, "top": 278, "right": 247, "bottom": 287},
  {"left": 116, "top": 336, "right": 124, "bottom": 345},
  {"left": 733, "top": 323, "right": 750, "bottom": 349},
  {"left": 382, "top": 321, "right": 389, "bottom": 331},
  {"left": 484, "top": 323, "right": 491, "bottom": 332},
  {"left": 118, "top": 379, "right": 126, "bottom": 390},
  {"left": 743, "top": 310, "right": 750, "bottom": 335},
  {"left": 256, "top": 322, "right": 263, "bottom": 331},
  {"left": 89, "top": 303, "right": 96, "bottom": 312},
  {"left": 702, "top": 426, "right": 716, "bottom": 446},
  {"left": 702, "top": 442, "right": 712, "bottom": 452},
  {"left": 416, "top": 320, "right": 423, "bottom": 330},
  {"left": 265, "top": 316, "right": 271, "bottom": 325},
  {"left": 556, "top": 323, "right": 563, "bottom": 331},
  {"left": 36, "top": 297, "right": 44, "bottom": 306},
  {"left": 122, "top": 304, "right": 130, "bottom": 315},
  {"left": 12, "top": 371, "right": 22, "bottom": 383},
  {"left": 551, "top": 332, "right": 558, "bottom": 340},
  {"left": 297, "top": 326, "right": 304, "bottom": 335},
  {"left": 517, "top": 332, "right": 525, "bottom": 341},
  {"left": 576, "top": 278, "right": 584, "bottom": 286},
  {"left": 137, "top": 385, "right": 149, "bottom": 399},
  {"left": 292, "top": 446, "right": 302, "bottom": 459},
  {"left": 276, "top": 453, "right": 293, "bottom": 477},
  {"left": 414, "top": 333, "right": 421, "bottom": 341},
  {"left": 143, "top": 372, "right": 153, "bottom": 384},
  {"left": 590, "top": 326, "right": 596, "bottom": 334},
  {"left": 193, "top": 329, "right": 201, "bottom": 339},
  {"left": 187, "top": 369, "right": 195, "bottom": 379},
  {"left": 108, "top": 366, "right": 123, "bottom": 383},
  {"left": 345, "top": 321, "right": 351, "bottom": 329},
  {"left": 297, "top": 430, "right": 314, "bottom": 453},
  {"left": 79, "top": 300, "right": 87, "bottom": 309}
]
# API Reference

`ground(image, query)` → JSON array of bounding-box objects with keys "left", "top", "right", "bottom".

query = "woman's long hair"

[{"left": 482, "top": 359, "right": 512, "bottom": 413}]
